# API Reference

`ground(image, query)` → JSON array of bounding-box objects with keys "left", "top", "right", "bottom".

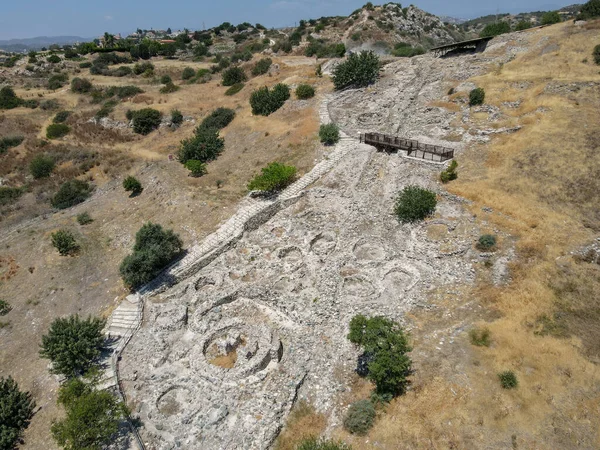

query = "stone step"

[{"left": 107, "top": 325, "right": 134, "bottom": 337}]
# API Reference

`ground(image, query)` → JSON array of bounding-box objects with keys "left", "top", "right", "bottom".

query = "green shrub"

[
  {"left": 480, "top": 22, "right": 511, "bottom": 38},
  {"left": 171, "top": 109, "right": 183, "bottom": 125},
  {"left": 514, "top": 20, "right": 532, "bottom": 31},
  {"left": 184, "top": 160, "right": 207, "bottom": 177},
  {"left": 79, "top": 61, "right": 92, "bottom": 69},
  {"left": 160, "top": 74, "right": 172, "bottom": 84},
  {"left": 477, "top": 234, "right": 497, "bottom": 251},
  {"left": 200, "top": 107, "right": 236, "bottom": 130},
  {"left": 53, "top": 110, "right": 71, "bottom": 123},
  {"left": 105, "top": 85, "right": 143, "bottom": 99},
  {"left": 133, "top": 61, "right": 154, "bottom": 75},
  {"left": 222, "top": 66, "right": 247, "bottom": 86},
  {"left": 70, "top": 77, "right": 93, "bottom": 93},
  {"left": 498, "top": 370, "right": 518, "bottom": 389},
  {"left": 52, "top": 179, "right": 93, "bottom": 209},
  {"left": 95, "top": 100, "right": 117, "bottom": 119},
  {"left": 297, "top": 437, "right": 351, "bottom": 450},
  {"left": 440, "top": 160, "right": 458, "bottom": 183},
  {"left": 182, "top": 67, "right": 195, "bottom": 80},
  {"left": 30, "top": 154, "right": 55, "bottom": 178},
  {"left": 391, "top": 43, "right": 426, "bottom": 57},
  {"left": 296, "top": 84, "right": 315, "bottom": 99},
  {"left": 0, "top": 299, "right": 11, "bottom": 316},
  {"left": 0, "top": 86, "right": 22, "bottom": 110},
  {"left": 0, "top": 186, "right": 24, "bottom": 206},
  {"left": 51, "top": 229, "right": 79, "bottom": 255},
  {"left": 40, "top": 315, "right": 105, "bottom": 376},
  {"left": 159, "top": 82, "right": 179, "bottom": 94},
  {"left": 0, "top": 135, "right": 24, "bottom": 154},
  {"left": 319, "top": 123, "right": 340, "bottom": 145},
  {"left": 250, "top": 83, "right": 290, "bottom": 116},
  {"left": 178, "top": 127, "right": 225, "bottom": 164},
  {"left": 541, "top": 11, "right": 561, "bottom": 25},
  {"left": 22, "top": 99, "right": 39, "bottom": 109},
  {"left": 348, "top": 315, "right": 413, "bottom": 396},
  {"left": 0, "top": 376, "right": 35, "bottom": 450},
  {"left": 225, "top": 83, "right": 245, "bottom": 96},
  {"left": 594, "top": 44, "right": 600, "bottom": 65},
  {"left": 52, "top": 378, "right": 126, "bottom": 450},
  {"left": 131, "top": 108, "right": 162, "bottom": 135},
  {"left": 578, "top": 0, "right": 600, "bottom": 20},
  {"left": 40, "top": 99, "right": 60, "bottom": 110},
  {"left": 119, "top": 222, "right": 183, "bottom": 288},
  {"left": 251, "top": 58, "right": 273, "bottom": 76},
  {"left": 47, "top": 54, "right": 61, "bottom": 64},
  {"left": 48, "top": 73, "right": 68, "bottom": 90},
  {"left": 76, "top": 212, "right": 93, "bottom": 225},
  {"left": 332, "top": 51, "right": 380, "bottom": 90},
  {"left": 343, "top": 400, "right": 376, "bottom": 435},
  {"left": 46, "top": 123, "right": 70, "bottom": 139},
  {"left": 394, "top": 185, "right": 436, "bottom": 223},
  {"left": 469, "top": 327, "right": 491, "bottom": 347},
  {"left": 123, "top": 176, "right": 142, "bottom": 195},
  {"left": 248, "top": 162, "right": 297, "bottom": 192},
  {"left": 469, "top": 87, "right": 485, "bottom": 106}
]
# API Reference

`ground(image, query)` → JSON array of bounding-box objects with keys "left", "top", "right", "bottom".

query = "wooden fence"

[{"left": 359, "top": 132, "right": 454, "bottom": 162}]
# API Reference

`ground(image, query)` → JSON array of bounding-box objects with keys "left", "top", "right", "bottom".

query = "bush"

[
  {"left": 132, "top": 61, "right": 154, "bottom": 75},
  {"left": 52, "top": 378, "right": 126, "bottom": 450},
  {"left": 251, "top": 58, "right": 273, "bottom": 76},
  {"left": 159, "top": 82, "right": 179, "bottom": 94},
  {"left": 480, "top": 22, "right": 511, "bottom": 38},
  {"left": 47, "top": 54, "right": 61, "bottom": 64},
  {"left": 391, "top": 43, "right": 426, "bottom": 57},
  {"left": 222, "top": 66, "right": 247, "bottom": 86},
  {"left": 247, "top": 162, "right": 297, "bottom": 192},
  {"left": 0, "top": 136, "right": 24, "bottom": 154},
  {"left": 131, "top": 108, "right": 162, "bottom": 135},
  {"left": 40, "top": 99, "right": 60, "bottom": 110},
  {"left": 0, "top": 376, "right": 35, "bottom": 450},
  {"left": 46, "top": 123, "right": 70, "bottom": 139},
  {"left": 51, "top": 229, "right": 79, "bottom": 255},
  {"left": 541, "top": 11, "right": 561, "bottom": 25},
  {"left": 440, "top": 160, "right": 458, "bottom": 183},
  {"left": 48, "top": 73, "right": 68, "bottom": 90},
  {"left": 348, "top": 315, "right": 412, "bottom": 396},
  {"left": 119, "top": 223, "right": 183, "bottom": 288},
  {"left": 21, "top": 99, "right": 39, "bottom": 109},
  {"left": 394, "top": 185, "right": 436, "bottom": 223},
  {"left": 76, "top": 212, "right": 93, "bottom": 225},
  {"left": 160, "top": 74, "right": 172, "bottom": 84},
  {"left": 249, "top": 83, "right": 290, "bottom": 116},
  {"left": 514, "top": 20, "right": 532, "bottom": 31},
  {"left": 469, "top": 87, "right": 485, "bottom": 106},
  {"left": 200, "top": 107, "right": 236, "bottom": 130},
  {"left": 79, "top": 61, "right": 92, "bottom": 68},
  {"left": 225, "top": 83, "right": 245, "bottom": 96},
  {"left": 296, "top": 84, "right": 315, "bottom": 99},
  {"left": 343, "top": 399, "right": 376, "bottom": 435},
  {"left": 53, "top": 110, "right": 71, "bottom": 123},
  {"left": 578, "top": 0, "right": 600, "bottom": 20},
  {"left": 498, "top": 370, "right": 518, "bottom": 389},
  {"left": 95, "top": 100, "right": 116, "bottom": 119},
  {"left": 0, "top": 86, "right": 21, "bottom": 110},
  {"left": 0, "top": 299, "right": 11, "bottom": 316},
  {"left": 184, "top": 160, "right": 207, "bottom": 177},
  {"left": 297, "top": 438, "right": 351, "bottom": 450},
  {"left": 30, "top": 154, "right": 55, "bottom": 178},
  {"left": 178, "top": 127, "right": 225, "bottom": 164},
  {"left": 171, "top": 109, "right": 183, "bottom": 125},
  {"left": 469, "top": 327, "right": 491, "bottom": 347},
  {"left": 123, "top": 176, "right": 142, "bottom": 195},
  {"left": 319, "top": 123, "right": 340, "bottom": 145},
  {"left": 105, "top": 85, "right": 143, "bottom": 99},
  {"left": 594, "top": 44, "right": 600, "bottom": 65},
  {"left": 477, "top": 234, "right": 497, "bottom": 251},
  {"left": 0, "top": 187, "right": 24, "bottom": 206},
  {"left": 332, "top": 51, "right": 380, "bottom": 90},
  {"left": 52, "top": 179, "right": 93, "bottom": 209},
  {"left": 40, "top": 315, "right": 106, "bottom": 376},
  {"left": 71, "top": 77, "right": 93, "bottom": 93}
]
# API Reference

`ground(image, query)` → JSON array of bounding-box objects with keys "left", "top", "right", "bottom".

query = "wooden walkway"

[
  {"left": 359, "top": 132, "right": 454, "bottom": 162},
  {"left": 430, "top": 36, "right": 493, "bottom": 57}
]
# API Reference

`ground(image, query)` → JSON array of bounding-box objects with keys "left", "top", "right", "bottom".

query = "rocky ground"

[{"left": 117, "top": 28, "right": 551, "bottom": 450}]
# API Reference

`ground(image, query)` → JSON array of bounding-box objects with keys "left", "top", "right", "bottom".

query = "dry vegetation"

[
  {"left": 0, "top": 53, "right": 327, "bottom": 448},
  {"left": 318, "top": 20, "right": 600, "bottom": 449}
]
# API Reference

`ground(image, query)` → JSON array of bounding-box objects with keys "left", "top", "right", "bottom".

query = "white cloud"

[{"left": 104, "top": 15, "right": 114, "bottom": 21}]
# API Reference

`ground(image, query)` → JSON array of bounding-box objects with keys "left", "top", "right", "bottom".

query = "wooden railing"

[{"left": 359, "top": 132, "right": 454, "bottom": 162}]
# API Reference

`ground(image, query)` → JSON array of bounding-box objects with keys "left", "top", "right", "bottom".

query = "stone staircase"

[{"left": 100, "top": 94, "right": 363, "bottom": 449}]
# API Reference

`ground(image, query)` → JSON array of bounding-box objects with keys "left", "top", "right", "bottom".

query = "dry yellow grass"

[
  {"left": 332, "top": 20, "right": 600, "bottom": 449},
  {"left": 275, "top": 401, "right": 328, "bottom": 450}
]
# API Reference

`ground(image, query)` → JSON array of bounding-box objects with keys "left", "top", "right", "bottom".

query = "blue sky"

[{"left": 0, "top": 0, "right": 576, "bottom": 40}]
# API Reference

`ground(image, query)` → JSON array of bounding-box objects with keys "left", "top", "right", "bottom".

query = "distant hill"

[{"left": 0, "top": 36, "right": 91, "bottom": 52}]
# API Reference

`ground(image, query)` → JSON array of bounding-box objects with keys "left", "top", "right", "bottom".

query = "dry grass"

[
  {"left": 275, "top": 401, "right": 328, "bottom": 450},
  {"left": 331, "top": 21, "right": 600, "bottom": 449}
]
